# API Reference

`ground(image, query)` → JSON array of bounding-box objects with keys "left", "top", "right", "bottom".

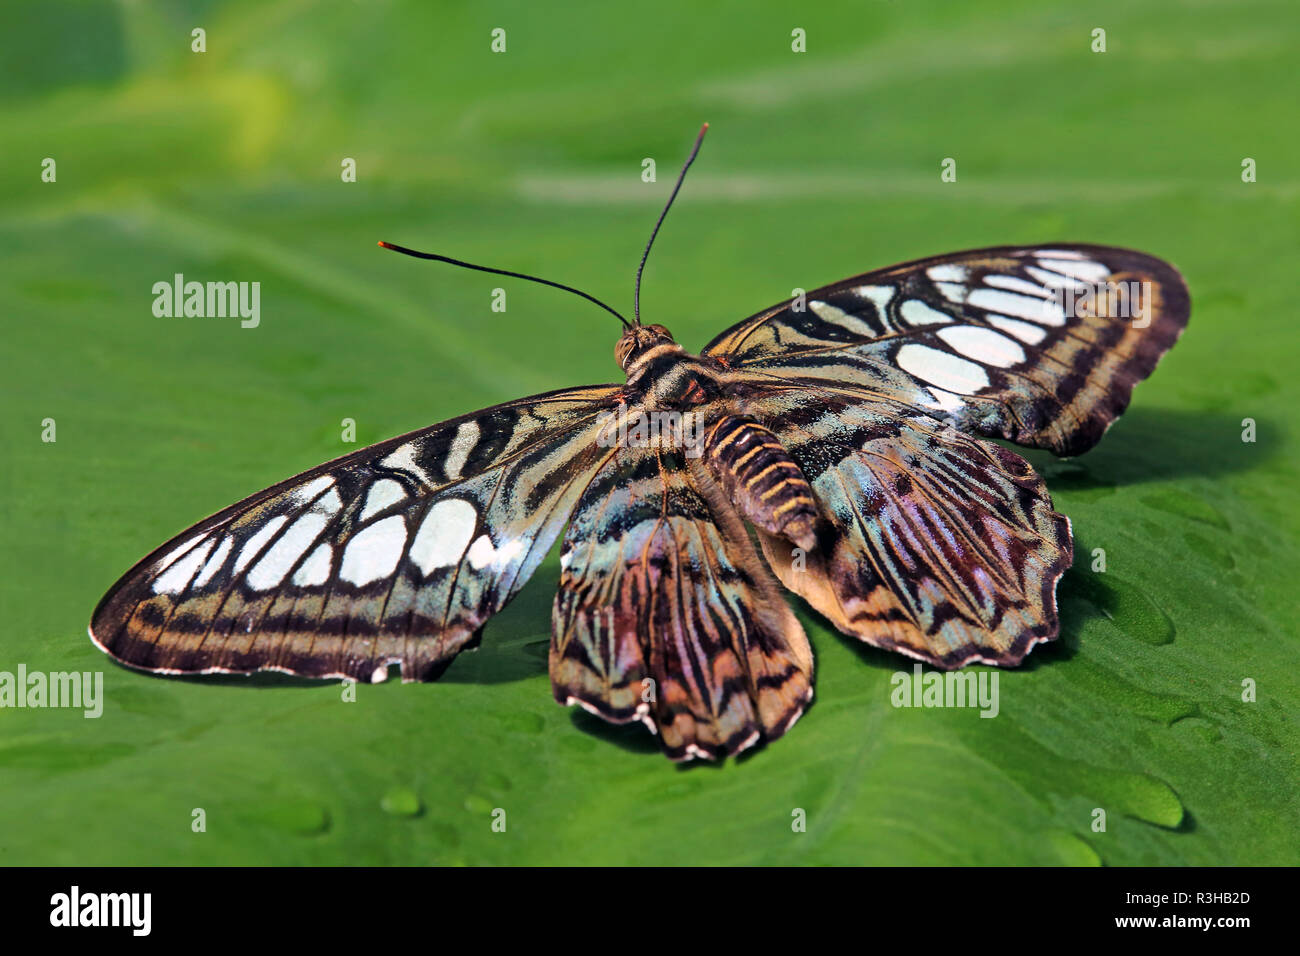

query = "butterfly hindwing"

[
  {"left": 550, "top": 442, "right": 814, "bottom": 760},
  {"left": 706, "top": 244, "right": 1190, "bottom": 456},
  {"left": 741, "top": 384, "right": 1072, "bottom": 668},
  {"left": 90, "top": 385, "right": 620, "bottom": 683}
]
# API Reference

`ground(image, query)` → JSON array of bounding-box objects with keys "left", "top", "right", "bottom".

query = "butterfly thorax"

[
  {"left": 617, "top": 323, "right": 717, "bottom": 406},
  {"left": 614, "top": 323, "right": 821, "bottom": 552}
]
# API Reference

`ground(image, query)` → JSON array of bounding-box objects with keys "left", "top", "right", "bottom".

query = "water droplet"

[
  {"left": 1059, "top": 655, "right": 1196, "bottom": 725},
  {"left": 1075, "top": 767, "right": 1184, "bottom": 829},
  {"left": 380, "top": 787, "right": 421, "bottom": 817},
  {"left": 1045, "top": 830, "right": 1101, "bottom": 866},
  {"left": 463, "top": 794, "right": 493, "bottom": 815},
  {"left": 1070, "top": 573, "right": 1176, "bottom": 646},
  {"left": 949, "top": 723, "right": 1184, "bottom": 830},
  {"left": 1173, "top": 717, "right": 1222, "bottom": 744}
]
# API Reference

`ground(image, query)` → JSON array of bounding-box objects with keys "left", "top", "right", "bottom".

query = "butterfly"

[{"left": 90, "top": 126, "right": 1190, "bottom": 761}]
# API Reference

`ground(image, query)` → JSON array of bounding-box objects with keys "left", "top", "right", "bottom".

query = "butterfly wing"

[
  {"left": 705, "top": 244, "right": 1190, "bottom": 456},
  {"left": 550, "top": 442, "right": 814, "bottom": 760},
  {"left": 90, "top": 384, "right": 620, "bottom": 683},
  {"left": 747, "top": 384, "right": 1071, "bottom": 668}
]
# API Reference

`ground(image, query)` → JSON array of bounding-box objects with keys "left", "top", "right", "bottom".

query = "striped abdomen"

[{"left": 701, "top": 415, "right": 819, "bottom": 551}]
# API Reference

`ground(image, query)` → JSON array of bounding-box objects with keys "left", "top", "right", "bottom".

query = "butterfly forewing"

[
  {"left": 90, "top": 384, "right": 620, "bottom": 683},
  {"left": 706, "top": 244, "right": 1190, "bottom": 456}
]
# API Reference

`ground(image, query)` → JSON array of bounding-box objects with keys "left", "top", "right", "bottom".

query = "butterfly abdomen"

[{"left": 702, "top": 415, "right": 819, "bottom": 551}]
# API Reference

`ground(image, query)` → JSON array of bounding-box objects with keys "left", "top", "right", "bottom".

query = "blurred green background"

[{"left": 1, "top": 0, "right": 1296, "bottom": 865}]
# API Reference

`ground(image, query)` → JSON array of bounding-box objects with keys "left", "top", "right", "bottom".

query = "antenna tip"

[{"left": 377, "top": 240, "right": 391, "bottom": 249}]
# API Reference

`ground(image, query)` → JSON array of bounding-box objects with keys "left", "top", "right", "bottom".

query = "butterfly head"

[{"left": 615, "top": 323, "right": 676, "bottom": 370}]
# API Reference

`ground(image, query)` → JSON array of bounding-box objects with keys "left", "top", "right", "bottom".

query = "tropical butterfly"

[{"left": 90, "top": 126, "right": 1190, "bottom": 761}]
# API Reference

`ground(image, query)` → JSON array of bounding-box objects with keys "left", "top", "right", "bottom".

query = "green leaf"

[{"left": 1, "top": 0, "right": 1296, "bottom": 865}]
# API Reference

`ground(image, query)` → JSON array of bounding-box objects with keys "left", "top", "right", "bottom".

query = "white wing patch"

[
  {"left": 379, "top": 443, "right": 432, "bottom": 485},
  {"left": 232, "top": 516, "right": 288, "bottom": 576},
  {"left": 340, "top": 515, "right": 408, "bottom": 587},
  {"left": 935, "top": 281, "right": 967, "bottom": 304},
  {"left": 193, "top": 535, "right": 233, "bottom": 588},
  {"left": 468, "top": 536, "right": 523, "bottom": 571},
  {"left": 466, "top": 535, "right": 498, "bottom": 570},
  {"left": 444, "top": 420, "right": 479, "bottom": 481},
  {"left": 463, "top": 534, "right": 525, "bottom": 571},
  {"left": 983, "top": 274, "right": 1050, "bottom": 298},
  {"left": 148, "top": 474, "right": 351, "bottom": 595},
  {"left": 810, "top": 300, "right": 877, "bottom": 337},
  {"left": 896, "top": 343, "right": 989, "bottom": 394},
  {"left": 936, "top": 325, "right": 1025, "bottom": 368},
  {"left": 896, "top": 249, "right": 1122, "bottom": 407},
  {"left": 409, "top": 498, "right": 477, "bottom": 576},
  {"left": 1025, "top": 265, "right": 1085, "bottom": 290},
  {"left": 361, "top": 478, "right": 406, "bottom": 521},
  {"left": 927, "top": 253, "right": 1112, "bottom": 326},
  {"left": 986, "top": 314, "right": 1048, "bottom": 346},
  {"left": 968, "top": 288, "right": 1065, "bottom": 326},
  {"left": 1036, "top": 255, "right": 1110, "bottom": 282},
  {"left": 926, "top": 264, "right": 969, "bottom": 283},
  {"left": 247, "top": 511, "right": 332, "bottom": 591},
  {"left": 921, "top": 387, "right": 966, "bottom": 412},
  {"left": 153, "top": 537, "right": 217, "bottom": 595},
  {"left": 1034, "top": 249, "right": 1089, "bottom": 259},
  {"left": 292, "top": 543, "right": 333, "bottom": 587},
  {"left": 289, "top": 475, "right": 335, "bottom": 506},
  {"left": 155, "top": 533, "right": 209, "bottom": 574},
  {"left": 899, "top": 299, "right": 952, "bottom": 327},
  {"left": 853, "top": 284, "right": 896, "bottom": 312}
]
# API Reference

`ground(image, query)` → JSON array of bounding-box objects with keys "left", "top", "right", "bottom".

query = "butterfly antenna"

[
  {"left": 634, "top": 123, "right": 708, "bottom": 326},
  {"left": 377, "top": 241, "right": 632, "bottom": 331}
]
